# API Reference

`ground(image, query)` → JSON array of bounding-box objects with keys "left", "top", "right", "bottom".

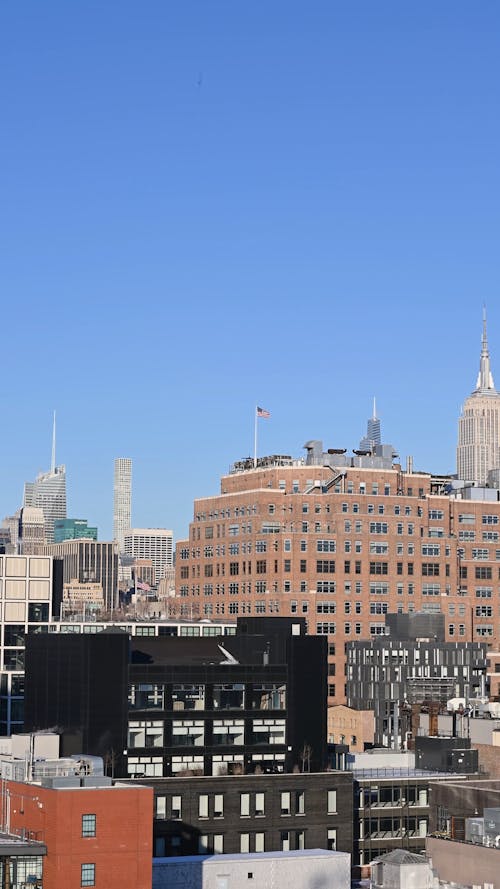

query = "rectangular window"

[
  {"left": 255, "top": 792, "right": 265, "bottom": 816},
  {"left": 327, "top": 790, "right": 337, "bottom": 814},
  {"left": 281, "top": 791, "right": 291, "bottom": 815},
  {"left": 476, "top": 566, "right": 492, "bottom": 579},
  {"left": 296, "top": 790, "right": 305, "bottom": 815},
  {"left": 369, "top": 562, "right": 388, "bottom": 575},
  {"left": 240, "top": 793, "right": 250, "bottom": 817},
  {"left": 81, "top": 814, "right": 96, "bottom": 837},
  {"left": 327, "top": 829, "right": 337, "bottom": 850},
  {"left": 199, "top": 794, "right": 209, "bottom": 818},
  {"left": 172, "top": 795, "right": 182, "bottom": 819},
  {"left": 155, "top": 796, "right": 166, "bottom": 819},
  {"left": 81, "top": 864, "right": 95, "bottom": 887}
]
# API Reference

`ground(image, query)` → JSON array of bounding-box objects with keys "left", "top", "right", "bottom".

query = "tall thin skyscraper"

[
  {"left": 113, "top": 458, "right": 132, "bottom": 552},
  {"left": 359, "top": 398, "right": 382, "bottom": 451},
  {"left": 24, "top": 413, "right": 67, "bottom": 543},
  {"left": 457, "top": 311, "right": 500, "bottom": 485}
]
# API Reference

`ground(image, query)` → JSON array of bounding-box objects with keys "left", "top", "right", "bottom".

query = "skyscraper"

[
  {"left": 23, "top": 413, "right": 67, "bottom": 543},
  {"left": 124, "top": 528, "right": 173, "bottom": 585},
  {"left": 457, "top": 312, "right": 500, "bottom": 485},
  {"left": 359, "top": 398, "right": 381, "bottom": 452},
  {"left": 113, "top": 458, "right": 132, "bottom": 552}
]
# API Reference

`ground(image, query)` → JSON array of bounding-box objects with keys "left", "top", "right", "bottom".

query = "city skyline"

[
  {"left": 1, "top": 3, "right": 499, "bottom": 543},
  {"left": 2, "top": 315, "right": 500, "bottom": 544}
]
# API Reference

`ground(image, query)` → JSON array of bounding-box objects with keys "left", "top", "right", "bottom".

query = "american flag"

[
  {"left": 136, "top": 580, "right": 151, "bottom": 592},
  {"left": 257, "top": 406, "right": 270, "bottom": 418}
]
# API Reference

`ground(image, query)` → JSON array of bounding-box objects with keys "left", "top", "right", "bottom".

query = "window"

[
  {"left": 199, "top": 794, "right": 209, "bottom": 818},
  {"left": 327, "top": 829, "right": 337, "bottom": 850},
  {"left": 317, "top": 539, "right": 336, "bottom": 553},
  {"left": 472, "top": 548, "right": 489, "bottom": 560},
  {"left": 155, "top": 796, "right": 166, "bottom": 819},
  {"left": 296, "top": 790, "right": 305, "bottom": 815},
  {"left": 369, "top": 562, "right": 388, "bottom": 575},
  {"left": 81, "top": 864, "right": 95, "bottom": 887},
  {"left": 81, "top": 814, "right": 96, "bottom": 837},
  {"left": 317, "top": 560, "right": 335, "bottom": 573},
  {"left": 369, "top": 522, "right": 388, "bottom": 534},
  {"left": 240, "top": 793, "right": 250, "bottom": 817},
  {"left": 476, "top": 566, "right": 492, "bottom": 579},
  {"left": 214, "top": 794, "right": 224, "bottom": 817},
  {"left": 255, "top": 792, "right": 265, "bottom": 816},
  {"left": 281, "top": 791, "right": 291, "bottom": 815},
  {"left": 172, "top": 795, "right": 182, "bottom": 819},
  {"left": 281, "top": 830, "right": 291, "bottom": 851},
  {"left": 422, "top": 563, "right": 440, "bottom": 576}
]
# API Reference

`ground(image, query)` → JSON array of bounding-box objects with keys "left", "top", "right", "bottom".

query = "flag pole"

[{"left": 254, "top": 405, "right": 258, "bottom": 468}]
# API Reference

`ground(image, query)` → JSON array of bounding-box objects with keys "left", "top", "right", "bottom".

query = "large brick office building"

[{"left": 175, "top": 438, "right": 500, "bottom": 705}]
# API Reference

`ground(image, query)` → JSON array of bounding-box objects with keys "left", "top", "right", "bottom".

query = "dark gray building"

[
  {"left": 138, "top": 771, "right": 353, "bottom": 859},
  {"left": 346, "top": 613, "right": 486, "bottom": 747},
  {"left": 25, "top": 617, "right": 328, "bottom": 779}
]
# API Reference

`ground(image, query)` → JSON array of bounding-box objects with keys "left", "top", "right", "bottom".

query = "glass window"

[
  {"left": 255, "top": 792, "right": 265, "bottom": 816},
  {"left": 81, "top": 814, "right": 96, "bottom": 837},
  {"left": 213, "top": 683, "right": 245, "bottom": 709},
  {"left": 81, "top": 864, "right": 95, "bottom": 887},
  {"left": 281, "top": 791, "right": 291, "bottom": 815},
  {"left": 240, "top": 793, "right": 250, "bottom": 816},
  {"left": 199, "top": 794, "right": 209, "bottom": 818},
  {"left": 327, "top": 790, "right": 337, "bottom": 814}
]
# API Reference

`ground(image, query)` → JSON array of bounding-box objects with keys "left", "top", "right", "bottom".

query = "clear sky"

[{"left": 1, "top": 2, "right": 499, "bottom": 543}]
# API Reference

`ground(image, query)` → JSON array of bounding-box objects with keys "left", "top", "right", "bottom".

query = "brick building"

[
  {"left": 142, "top": 771, "right": 353, "bottom": 858},
  {"left": 174, "top": 440, "right": 500, "bottom": 704},
  {"left": 4, "top": 776, "right": 153, "bottom": 889}
]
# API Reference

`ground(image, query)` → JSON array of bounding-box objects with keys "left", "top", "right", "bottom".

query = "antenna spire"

[
  {"left": 475, "top": 307, "right": 496, "bottom": 393},
  {"left": 51, "top": 411, "right": 56, "bottom": 473},
  {"left": 372, "top": 396, "right": 377, "bottom": 420}
]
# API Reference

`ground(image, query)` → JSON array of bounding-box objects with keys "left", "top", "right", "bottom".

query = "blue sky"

[{"left": 1, "top": 2, "right": 499, "bottom": 543}]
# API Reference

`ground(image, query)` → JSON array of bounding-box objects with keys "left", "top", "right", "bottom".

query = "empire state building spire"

[{"left": 475, "top": 307, "right": 497, "bottom": 394}]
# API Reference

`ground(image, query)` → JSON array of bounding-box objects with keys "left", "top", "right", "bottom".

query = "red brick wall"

[{"left": 7, "top": 780, "right": 153, "bottom": 889}]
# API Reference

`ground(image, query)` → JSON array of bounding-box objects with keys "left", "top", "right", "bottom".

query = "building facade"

[
  {"left": 24, "top": 618, "right": 328, "bottom": 780},
  {"left": 0, "top": 554, "right": 60, "bottom": 735},
  {"left": 5, "top": 775, "right": 153, "bottom": 889},
  {"left": 144, "top": 771, "right": 353, "bottom": 859},
  {"left": 457, "top": 314, "right": 500, "bottom": 485},
  {"left": 174, "top": 439, "right": 500, "bottom": 706},
  {"left": 113, "top": 458, "right": 132, "bottom": 552},
  {"left": 54, "top": 518, "right": 98, "bottom": 543},
  {"left": 346, "top": 613, "right": 486, "bottom": 746},
  {"left": 18, "top": 507, "right": 45, "bottom": 554},
  {"left": 43, "top": 539, "right": 118, "bottom": 613},
  {"left": 23, "top": 466, "right": 67, "bottom": 544},
  {"left": 124, "top": 529, "right": 173, "bottom": 585}
]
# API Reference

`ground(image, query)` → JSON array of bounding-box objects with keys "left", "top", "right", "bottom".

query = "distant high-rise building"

[
  {"left": 124, "top": 529, "right": 173, "bottom": 585},
  {"left": 359, "top": 398, "right": 381, "bottom": 452},
  {"left": 45, "top": 539, "right": 118, "bottom": 613},
  {"left": 457, "top": 312, "right": 500, "bottom": 485},
  {"left": 54, "top": 518, "right": 98, "bottom": 543},
  {"left": 113, "top": 458, "right": 132, "bottom": 552},
  {"left": 18, "top": 507, "right": 46, "bottom": 554},
  {"left": 24, "top": 414, "right": 67, "bottom": 543}
]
